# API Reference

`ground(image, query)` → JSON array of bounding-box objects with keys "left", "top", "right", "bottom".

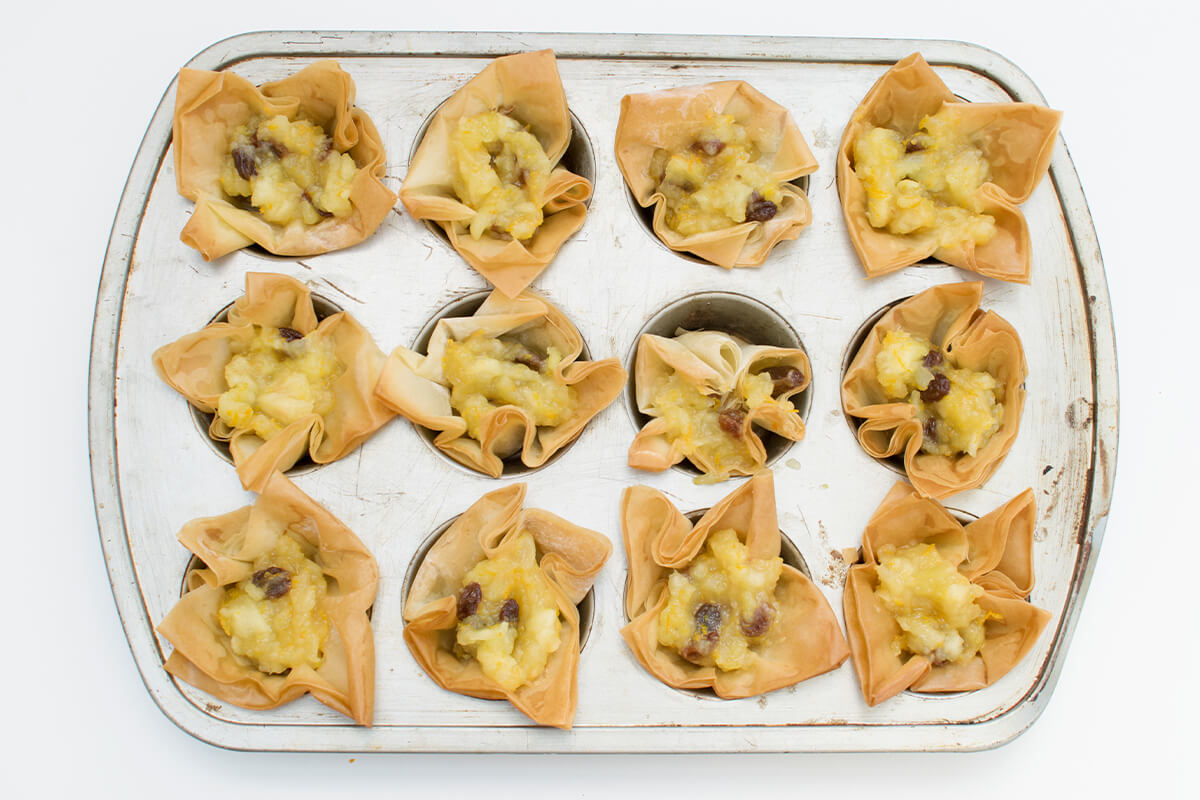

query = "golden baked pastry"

[
  {"left": 158, "top": 471, "right": 378, "bottom": 725},
  {"left": 843, "top": 482, "right": 1050, "bottom": 706},
  {"left": 621, "top": 473, "right": 849, "bottom": 698},
  {"left": 629, "top": 329, "right": 809, "bottom": 483},
  {"left": 400, "top": 50, "right": 591, "bottom": 297},
  {"left": 172, "top": 60, "right": 396, "bottom": 260},
  {"left": 153, "top": 272, "right": 395, "bottom": 492},
  {"left": 837, "top": 53, "right": 1061, "bottom": 282},
  {"left": 841, "top": 282, "right": 1025, "bottom": 499},
  {"left": 373, "top": 290, "right": 625, "bottom": 478},
  {"left": 403, "top": 484, "right": 611, "bottom": 728},
  {"left": 615, "top": 81, "right": 817, "bottom": 267}
]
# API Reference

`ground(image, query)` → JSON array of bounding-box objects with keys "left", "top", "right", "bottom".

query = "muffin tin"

[{"left": 88, "top": 31, "right": 1116, "bottom": 752}]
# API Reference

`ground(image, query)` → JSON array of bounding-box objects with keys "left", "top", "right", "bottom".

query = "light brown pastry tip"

[
  {"left": 172, "top": 60, "right": 396, "bottom": 260},
  {"left": 840, "top": 281, "right": 1026, "bottom": 499},
  {"left": 620, "top": 473, "right": 849, "bottom": 698},
  {"left": 373, "top": 289, "right": 625, "bottom": 478},
  {"left": 158, "top": 471, "right": 379, "bottom": 725},
  {"left": 152, "top": 271, "right": 395, "bottom": 493},
  {"left": 615, "top": 80, "right": 817, "bottom": 268},
  {"left": 402, "top": 483, "right": 612, "bottom": 729},
  {"left": 629, "top": 329, "right": 810, "bottom": 483},
  {"left": 837, "top": 52, "right": 1061, "bottom": 282},
  {"left": 400, "top": 50, "right": 591, "bottom": 297},
  {"left": 843, "top": 482, "right": 1050, "bottom": 706}
]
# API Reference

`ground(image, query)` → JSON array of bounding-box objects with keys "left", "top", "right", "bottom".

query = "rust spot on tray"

[{"left": 1065, "top": 398, "right": 1093, "bottom": 430}]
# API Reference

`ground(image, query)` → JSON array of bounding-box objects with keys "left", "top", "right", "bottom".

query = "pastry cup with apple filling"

[
  {"left": 152, "top": 272, "right": 396, "bottom": 493},
  {"left": 615, "top": 81, "right": 818, "bottom": 268},
  {"left": 843, "top": 482, "right": 1050, "bottom": 706},
  {"left": 621, "top": 473, "right": 848, "bottom": 698},
  {"left": 841, "top": 282, "right": 1025, "bottom": 499},
  {"left": 374, "top": 290, "right": 625, "bottom": 478},
  {"left": 172, "top": 60, "right": 396, "bottom": 260},
  {"left": 157, "top": 471, "right": 379, "bottom": 725},
  {"left": 403, "top": 483, "right": 611, "bottom": 729},
  {"left": 400, "top": 50, "right": 592, "bottom": 297},
  {"left": 837, "top": 52, "right": 1061, "bottom": 282},
  {"left": 629, "top": 329, "right": 810, "bottom": 483}
]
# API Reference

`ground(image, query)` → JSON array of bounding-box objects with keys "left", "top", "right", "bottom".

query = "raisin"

[
  {"left": 922, "top": 417, "right": 938, "bottom": 441},
  {"left": 745, "top": 192, "right": 777, "bottom": 222},
  {"left": 512, "top": 348, "right": 544, "bottom": 372},
  {"left": 765, "top": 366, "right": 804, "bottom": 395},
  {"left": 232, "top": 146, "right": 257, "bottom": 180},
  {"left": 718, "top": 406, "right": 745, "bottom": 437},
  {"left": 278, "top": 327, "right": 304, "bottom": 342},
  {"left": 269, "top": 140, "right": 288, "bottom": 159},
  {"left": 691, "top": 139, "right": 726, "bottom": 157},
  {"left": 922, "top": 349, "right": 944, "bottom": 368},
  {"left": 740, "top": 603, "right": 774, "bottom": 638},
  {"left": 252, "top": 566, "right": 292, "bottom": 600},
  {"left": 457, "top": 582, "right": 482, "bottom": 620},
  {"left": 904, "top": 140, "right": 925, "bottom": 154},
  {"left": 694, "top": 602, "right": 723, "bottom": 634},
  {"left": 920, "top": 373, "right": 951, "bottom": 403},
  {"left": 680, "top": 630, "right": 719, "bottom": 664},
  {"left": 499, "top": 598, "right": 519, "bottom": 625}
]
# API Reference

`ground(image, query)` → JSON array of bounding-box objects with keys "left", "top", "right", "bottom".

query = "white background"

[{"left": 7, "top": 1, "right": 1192, "bottom": 796}]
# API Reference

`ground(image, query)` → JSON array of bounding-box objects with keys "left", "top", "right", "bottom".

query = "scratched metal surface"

[{"left": 89, "top": 31, "right": 1117, "bottom": 752}]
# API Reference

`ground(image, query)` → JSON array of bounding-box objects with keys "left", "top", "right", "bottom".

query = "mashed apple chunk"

[
  {"left": 648, "top": 363, "right": 802, "bottom": 482},
  {"left": 650, "top": 113, "right": 783, "bottom": 237},
  {"left": 454, "top": 532, "right": 562, "bottom": 691},
  {"left": 852, "top": 107, "right": 995, "bottom": 249},
  {"left": 219, "top": 114, "right": 359, "bottom": 226},
  {"left": 874, "top": 329, "right": 1002, "bottom": 457},
  {"left": 874, "top": 543, "right": 993, "bottom": 666},
  {"left": 217, "top": 534, "right": 330, "bottom": 674},
  {"left": 656, "top": 529, "right": 782, "bottom": 670},
  {"left": 442, "top": 330, "right": 576, "bottom": 441},
  {"left": 217, "top": 325, "right": 343, "bottom": 442},
  {"left": 450, "top": 110, "right": 553, "bottom": 242}
]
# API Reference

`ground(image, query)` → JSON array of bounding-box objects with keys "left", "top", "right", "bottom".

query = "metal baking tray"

[{"left": 88, "top": 31, "right": 1117, "bottom": 752}]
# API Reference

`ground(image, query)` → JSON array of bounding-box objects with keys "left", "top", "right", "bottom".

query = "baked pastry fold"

[
  {"left": 629, "top": 330, "right": 810, "bottom": 482},
  {"left": 152, "top": 272, "right": 395, "bottom": 492},
  {"left": 172, "top": 60, "right": 396, "bottom": 260},
  {"left": 158, "top": 471, "right": 379, "bottom": 725},
  {"left": 402, "top": 484, "right": 612, "bottom": 728},
  {"left": 374, "top": 290, "right": 625, "bottom": 477},
  {"left": 615, "top": 81, "right": 817, "bottom": 268},
  {"left": 621, "top": 473, "right": 849, "bottom": 698},
  {"left": 843, "top": 482, "right": 1050, "bottom": 706},
  {"left": 837, "top": 53, "right": 1061, "bottom": 282},
  {"left": 400, "top": 50, "right": 591, "bottom": 297},
  {"left": 840, "top": 281, "right": 1025, "bottom": 499}
]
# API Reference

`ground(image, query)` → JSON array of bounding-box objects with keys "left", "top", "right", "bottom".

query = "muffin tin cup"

[
  {"left": 91, "top": 32, "right": 1116, "bottom": 753},
  {"left": 625, "top": 290, "right": 812, "bottom": 479}
]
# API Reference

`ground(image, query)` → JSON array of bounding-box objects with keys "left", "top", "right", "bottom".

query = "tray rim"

[{"left": 88, "top": 29, "right": 1118, "bottom": 753}]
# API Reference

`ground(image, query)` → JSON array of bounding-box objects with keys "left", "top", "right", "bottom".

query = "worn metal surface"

[{"left": 88, "top": 31, "right": 1117, "bottom": 752}]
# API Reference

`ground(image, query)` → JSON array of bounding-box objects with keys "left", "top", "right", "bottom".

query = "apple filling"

[
  {"left": 656, "top": 529, "right": 783, "bottom": 671},
  {"left": 441, "top": 331, "right": 576, "bottom": 441},
  {"left": 647, "top": 364, "right": 803, "bottom": 483},
  {"left": 650, "top": 113, "right": 783, "bottom": 237},
  {"left": 219, "top": 114, "right": 359, "bottom": 226},
  {"left": 874, "top": 543, "right": 993, "bottom": 666},
  {"left": 217, "top": 534, "right": 330, "bottom": 674},
  {"left": 450, "top": 110, "right": 553, "bottom": 242},
  {"left": 454, "top": 532, "right": 563, "bottom": 692},
  {"left": 217, "top": 325, "right": 343, "bottom": 442},
  {"left": 874, "top": 329, "right": 1003, "bottom": 457},
  {"left": 852, "top": 107, "right": 995, "bottom": 249}
]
